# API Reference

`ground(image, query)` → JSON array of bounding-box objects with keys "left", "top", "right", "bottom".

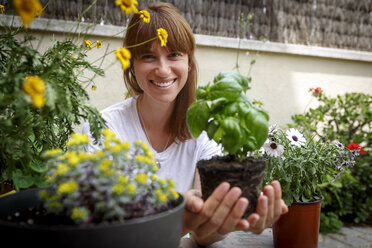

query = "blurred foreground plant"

[{"left": 40, "top": 130, "right": 179, "bottom": 224}]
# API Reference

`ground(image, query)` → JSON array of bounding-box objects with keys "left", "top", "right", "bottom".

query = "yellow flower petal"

[
  {"left": 115, "top": 0, "right": 138, "bottom": 15},
  {"left": 13, "top": 0, "right": 43, "bottom": 27},
  {"left": 31, "top": 94, "right": 45, "bottom": 108},
  {"left": 157, "top": 28, "right": 168, "bottom": 47},
  {"left": 138, "top": 10, "right": 150, "bottom": 23},
  {"left": 115, "top": 48, "right": 131, "bottom": 70}
]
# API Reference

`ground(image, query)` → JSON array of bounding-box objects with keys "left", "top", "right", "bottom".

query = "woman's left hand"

[{"left": 235, "top": 180, "right": 288, "bottom": 234}]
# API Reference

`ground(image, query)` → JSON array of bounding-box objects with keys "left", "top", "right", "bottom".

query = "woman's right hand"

[{"left": 182, "top": 182, "right": 249, "bottom": 246}]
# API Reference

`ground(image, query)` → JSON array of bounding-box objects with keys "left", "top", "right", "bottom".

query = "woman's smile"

[{"left": 150, "top": 78, "right": 176, "bottom": 88}]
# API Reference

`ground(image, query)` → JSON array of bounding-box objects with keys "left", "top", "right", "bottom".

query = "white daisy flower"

[
  {"left": 286, "top": 128, "right": 306, "bottom": 147},
  {"left": 268, "top": 124, "right": 278, "bottom": 136},
  {"left": 335, "top": 141, "right": 344, "bottom": 150},
  {"left": 263, "top": 141, "right": 284, "bottom": 157}
]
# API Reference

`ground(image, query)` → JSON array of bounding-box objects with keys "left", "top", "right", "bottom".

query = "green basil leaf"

[
  {"left": 210, "top": 78, "right": 243, "bottom": 101},
  {"left": 220, "top": 117, "right": 242, "bottom": 154},
  {"left": 210, "top": 97, "right": 227, "bottom": 113},
  {"left": 186, "top": 100, "right": 210, "bottom": 138}
]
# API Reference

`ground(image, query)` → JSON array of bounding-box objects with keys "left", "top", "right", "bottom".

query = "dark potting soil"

[{"left": 197, "top": 155, "right": 266, "bottom": 218}]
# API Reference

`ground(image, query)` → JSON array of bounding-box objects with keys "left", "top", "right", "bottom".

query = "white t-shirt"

[{"left": 82, "top": 97, "right": 222, "bottom": 193}]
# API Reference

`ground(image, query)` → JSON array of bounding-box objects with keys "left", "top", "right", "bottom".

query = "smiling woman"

[{"left": 83, "top": 2, "right": 287, "bottom": 247}]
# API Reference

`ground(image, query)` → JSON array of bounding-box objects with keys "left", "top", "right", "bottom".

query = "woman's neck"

[{"left": 137, "top": 94, "right": 174, "bottom": 152}]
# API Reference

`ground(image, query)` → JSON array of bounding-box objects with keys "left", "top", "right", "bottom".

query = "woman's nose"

[{"left": 155, "top": 58, "right": 171, "bottom": 76}]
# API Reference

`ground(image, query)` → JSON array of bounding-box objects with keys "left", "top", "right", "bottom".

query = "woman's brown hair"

[{"left": 123, "top": 2, "right": 197, "bottom": 142}]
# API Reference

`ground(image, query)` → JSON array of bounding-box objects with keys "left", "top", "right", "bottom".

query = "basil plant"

[{"left": 187, "top": 71, "right": 269, "bottom": 161}]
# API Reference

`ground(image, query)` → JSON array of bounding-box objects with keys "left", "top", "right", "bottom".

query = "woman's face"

[{"left": 133, "top": 41, "right": 189, "bottom": 105}]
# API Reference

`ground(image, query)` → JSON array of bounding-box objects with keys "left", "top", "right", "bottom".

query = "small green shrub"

[{"left": 291, "top": 89, "right": 372, "bottom": 232}]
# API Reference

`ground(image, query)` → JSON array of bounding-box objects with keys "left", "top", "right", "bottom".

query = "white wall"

[{"left": 8, "top": 16, "right": 372, "bottom": 130}]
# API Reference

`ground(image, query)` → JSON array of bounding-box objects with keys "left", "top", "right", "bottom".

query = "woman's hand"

[
  {"left": 236, "top": 180, "right": 288, "bottom": 234},
  {"left": 182, "top": 182, "right": 248, "bottom": 246}
]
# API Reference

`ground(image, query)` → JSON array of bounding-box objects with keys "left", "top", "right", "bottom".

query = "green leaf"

[
  {"left": 29, "top": 160, "right": 49, "bottom": 173},
  {"left": 220, "top": 117, "right": 242, "bottom": 154},
  {"left": 186, "top": 101, "right": 210, "bottom": 138},
  {"left": 213, "top": 71, "right": 251, "bottom": 91},
  {"left": 12, "top": 170, "right": 34, "bottom": 189},
  {"left": 210, "top": 78, "right": 243, "bottom": 101}
]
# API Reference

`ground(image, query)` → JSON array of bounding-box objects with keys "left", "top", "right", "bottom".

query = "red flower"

[
  {"left": 346, "top": 142, "right": 364, "bottom": 154},
  {"left": 309, "top": 87, "right": 323, "bottom": 96}
]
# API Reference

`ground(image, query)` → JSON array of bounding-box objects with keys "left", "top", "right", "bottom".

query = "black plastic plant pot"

[{"left": 0, "top": 188, "right": 185, "bottom": 248}]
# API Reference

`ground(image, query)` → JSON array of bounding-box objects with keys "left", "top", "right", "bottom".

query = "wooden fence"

[{"left": 1, "top": 0, "right": 371, "bottom": 51}]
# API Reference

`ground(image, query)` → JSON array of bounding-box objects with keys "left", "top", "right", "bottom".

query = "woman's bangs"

[{"left": 131, "top": 11, "right": 192, "bottom": 57}]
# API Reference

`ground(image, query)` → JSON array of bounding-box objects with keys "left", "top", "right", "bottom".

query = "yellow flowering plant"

[
  {"left": 40, "top": 129, "right": 179, "bottom": 224},
  {"left": 0, "top": 1, "right": 106, "bottom": 190},
  {"left": 0, "top": 0, "right": 168, "bottom": 192}
]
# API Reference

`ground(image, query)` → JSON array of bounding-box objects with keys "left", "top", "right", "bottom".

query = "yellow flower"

[
  {"left": 44, "top": 148, "right": 62, "bottom": 157},
  {"left": 57, "top": 180, "right": 78, "bottom": 195},
  {"left": 22, "top": 75, "right": 46, "bottom": 108},
  {"left": 112, "top": 184, "right": 125, "bottom": 195},
  {"left": 151, "top": 174, "right": 157, "bottom": 181},
  {"left": 100, "top": 159, "right": 114, "bottom": 176},
  {"left": 111, "top": 144, "right": 122, "bottom": 153},
  {"left": 71, "top": 207, "right": 87, "bottom": 220},
  {"left": 157, "top": 28, "right": 168, "bottom": 47},
  {"left": 84, "top": 40, "right": 92, "bottom": 50},
  {"left": 155, "top": 188, "right": 168, "bottom": 203},
  {"left": 13, "top": 0, "right": 43, "bottom": 27},
  {"left": 66, "top": 133, "right": 89, "bottom": 147},
  {"left": 91, "top": 85, "right": 97, "bottom": 91},
  {"left": 127, "top": 183, "right": 136, "bottom": 195},
  {"left": 167, "top": 179, "right": 176, "bottom": 187},
  {"left": 115, "top": 0, "right": 138, "bottom": 15},
  {"left": 0, "top": 5, "right": 5, "bottom": 13},
  {"left": 38, "top": 189, "right": 49, "bottom": 200},
  {"left": 138, "top": 10, "right": 150, "bottom": 23},
  {"left": 135, "top": 173, "right": 148, "bottom": 185},
  {"left": 95, "top": 150, "right": 104, "bottom": 158},
  {"left": 31, "top": 94, "right": 45, "bottom": 108},
  {"left": 170, "top": 188, "right": 179, "bottom": 199},
  {"left": 102, "top": 128, "right": 116, "bottom": 138},
  {"left": 159, "top": 178, "right": 166, "bottom": 186},
  {"left": 95, "top": 40, "right": 102, "bottom": 48},
  {"left": 66, "top": 153, "right": 80, "bottom": 167},
  {"left": 121, "top": 141, "right": 130, "bottom": 150},
  {"left": 115, "top": 47, "right": 131, "bottom": 70},
  {"left": 159, "top": 193, "right": 168, "bottom": 202},
  {"left": 55, "top": 163, "right": 70, "bottom": 176},
  {"left": 117, "top": 174, "right": 129, "bottom": 184},
  {"left": 23, "top": 75, "right": 45, "bottom": 95}
]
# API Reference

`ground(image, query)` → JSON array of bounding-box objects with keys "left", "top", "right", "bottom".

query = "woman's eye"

[
  {"left": 169, "top": 52, "right": 181, "bottom": 58},
  {"left": 140, "top": 54, "right": 155, "bottom": 60}
]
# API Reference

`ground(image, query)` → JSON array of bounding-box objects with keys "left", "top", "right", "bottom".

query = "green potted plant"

[
  {"left": 260, "top": 124, "right": 361, "bottom": 248},
  {"left": 291, "top": 88, "right": 372, "bottom": 233},
  {"left": 186, "top": 70, "right": 269, "bottom": 217},
  {"left": 0, "top": 0, "right": 105, "bottom": 193},
  {"left": 0, "top": 129, "right": 185, "bottom": 248}
]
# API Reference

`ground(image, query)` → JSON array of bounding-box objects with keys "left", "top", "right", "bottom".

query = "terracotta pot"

[
  {"left": 0, "top": 188, "right": 185, "bottom": 248},
  {"left": 272, "top": 198, "right": 323, "bottom": 248}
]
